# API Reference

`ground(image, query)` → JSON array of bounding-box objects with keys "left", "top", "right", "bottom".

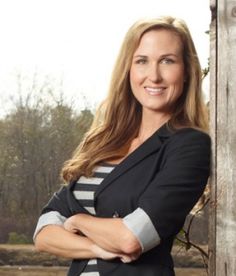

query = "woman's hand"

[
  {"left": 91, "top": 244, "right": 120, "bottom": 260},
  {"left": 64, "top": 215, "right": 80, "bottom": 234},
  {"left": 119, "top": 251, "right": 141, "bottom": 263},
  {"left": 64, "top": 215, "right": 141, "bottom": 263},
  {"left": 64, "top": 213, "right": 142, "bottom": 256},
  {"left": 91, "top": 244, "right": 140, "bottom": 263}
]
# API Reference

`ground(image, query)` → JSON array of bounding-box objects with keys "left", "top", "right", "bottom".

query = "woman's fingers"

[{"left": 120, "top": 251, "right": 141, "bottom": 263}]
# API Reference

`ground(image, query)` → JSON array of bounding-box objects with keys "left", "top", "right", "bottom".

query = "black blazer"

[{"left": 42, "top": 124, "right": 211, "bottom": 276}]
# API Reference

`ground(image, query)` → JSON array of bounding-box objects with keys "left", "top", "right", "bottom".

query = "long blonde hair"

[{"left": 62, "top": 16, "right": 208, "bottom": 182}]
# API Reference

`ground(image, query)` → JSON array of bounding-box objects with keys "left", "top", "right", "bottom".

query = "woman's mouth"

[{"left": 145, "top": 86, "right": 166, "bottom": 95}]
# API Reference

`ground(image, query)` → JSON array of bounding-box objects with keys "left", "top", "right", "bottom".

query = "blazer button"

[{"left": 112, "top": 211, "right": 120, "bottom": 218}]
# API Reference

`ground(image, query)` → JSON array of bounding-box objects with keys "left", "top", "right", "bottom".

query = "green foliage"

[{"left": 7, "top": 232, "right": 31, "bottom": 244}]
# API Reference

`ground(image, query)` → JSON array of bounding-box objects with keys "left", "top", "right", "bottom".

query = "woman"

[{"left": 34, "top": 16, "right": 211, "bottom": 276}]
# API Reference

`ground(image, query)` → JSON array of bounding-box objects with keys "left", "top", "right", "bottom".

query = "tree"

[{"left": 0, "top": 73, "right": 94, "bottom": 242}]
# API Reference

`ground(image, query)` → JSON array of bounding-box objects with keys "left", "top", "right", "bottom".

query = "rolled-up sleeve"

[
  {"left": 123, "top": 207, "right": 160, "bottom": 252},
  {"left": 33, "top": 211, "right": 66, "bottom": 240},
  {"left": 33, "top": 185, "right": 71, "bottom": 241}
]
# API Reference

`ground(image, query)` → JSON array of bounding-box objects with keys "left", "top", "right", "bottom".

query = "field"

[
  {"left": 0, "top": 244, "right": 208, "bottom": 275},
  {"left": 0, "top": 266, "right": 207, "bottom": 276}
]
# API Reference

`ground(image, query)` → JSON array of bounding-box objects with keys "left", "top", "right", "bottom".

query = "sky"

[{"left": 0, "top": 0, "right": 211, "bottom": 116}]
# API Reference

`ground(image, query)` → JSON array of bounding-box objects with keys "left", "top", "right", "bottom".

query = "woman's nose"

[{"left": 148, "top": 64, "right": 162, "bottom": 83}]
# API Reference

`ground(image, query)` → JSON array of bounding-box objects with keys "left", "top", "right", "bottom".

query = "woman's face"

[{"left": 130, "top": 29, "right": 185, "bottom": 116}]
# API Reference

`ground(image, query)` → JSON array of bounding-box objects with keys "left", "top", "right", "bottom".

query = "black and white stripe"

[
  {"left": 34, "top": 161, "right": 160, "bottom": 274},
  {"left": 73, "top": 163, "right": 115, "bottom": 276}
]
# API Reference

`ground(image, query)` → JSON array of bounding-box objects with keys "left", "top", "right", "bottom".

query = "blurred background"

[{"left": 0, "top": 0, "right": 210, "bottom": 275}]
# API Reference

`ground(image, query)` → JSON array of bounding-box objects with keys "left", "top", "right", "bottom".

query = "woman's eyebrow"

[
  {"left": 133, "top": 53, "right": 180, "bottom": 58},
  {"left": 133, "top": 55, "right": 147, "bottom": 58},
  {"left": 159, "top": 53, "right": 179, "bottom": 58}
]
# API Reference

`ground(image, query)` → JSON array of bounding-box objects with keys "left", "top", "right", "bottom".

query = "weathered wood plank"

[
  {"left": 208, "top": 0, "right": 217, "bottom": 275},
  {"left": 210, "top": 0, "right": 236, "bottom": 275}
]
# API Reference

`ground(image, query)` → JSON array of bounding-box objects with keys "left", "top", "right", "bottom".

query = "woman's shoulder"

[
  {"left": 172, "top": 126, "right": 210, "bottom": 138},
  {"left": 166, "top": 127, "right": 211, "bottom": 148},
  {"left": 158, "top": 127, "right": 211, "bottom": 164}
]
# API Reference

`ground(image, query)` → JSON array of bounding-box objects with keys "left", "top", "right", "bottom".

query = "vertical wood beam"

[
  {"left": 210, "top": 0, "right": 236, "bottom": 275},
  {"left": 209, "top": 0, "right": 217, "bottom": 275}
]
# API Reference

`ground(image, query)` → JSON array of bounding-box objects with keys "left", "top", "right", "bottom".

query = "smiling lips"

[{"left": 144, "top": 86, "right": 166, "bottom": 96}]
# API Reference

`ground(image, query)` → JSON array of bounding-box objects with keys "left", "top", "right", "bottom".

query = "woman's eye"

[
  {"left": 161, "top": 58, "right": 174, "bottom": 64},
  {"left": 135, "top": 59, "right": 147, "bottom": 64}
]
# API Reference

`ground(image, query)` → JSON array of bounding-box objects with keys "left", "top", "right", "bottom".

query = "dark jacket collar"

[{"left": 95, "top": 123, "right": 174, "bottom": 198}]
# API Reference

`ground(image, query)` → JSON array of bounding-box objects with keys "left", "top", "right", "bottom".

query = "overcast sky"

[{"left": 0, "top": 0, "right": 211, "bottom": 116}]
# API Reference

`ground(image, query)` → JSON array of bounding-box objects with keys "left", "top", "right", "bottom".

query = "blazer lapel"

[{"left": 95, "top": 123, "right": 172, "bottom": 198}]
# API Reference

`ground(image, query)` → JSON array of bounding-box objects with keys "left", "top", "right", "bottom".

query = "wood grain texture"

[
  {"left": 209, "top": 0, "right": 217, "bottom": 275},
  {"left": 211, "top": 0, "right": 236, "bottom": 275}
]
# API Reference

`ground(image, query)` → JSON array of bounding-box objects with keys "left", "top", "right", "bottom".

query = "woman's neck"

[
  {"left": 105, "top": 111, "right": 170, "bottom": 164},
  {"left": 137, "top": 111, "right": 170, "bottom": 143}
]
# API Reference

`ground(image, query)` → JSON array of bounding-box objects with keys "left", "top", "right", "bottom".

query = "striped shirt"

[
  {"left": 73, "top": 163, "right": 116, "bottom": 276},
  {"left": 33, "top": 163, "right": 160, "bottom": 275}
]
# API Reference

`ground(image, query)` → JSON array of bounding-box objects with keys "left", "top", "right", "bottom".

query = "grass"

[
  {"left": 0, "top": 266, "right": 208, "bottom": 276},
  {"left": 0, "top": 244, "right": 208, "bottom": 275}
]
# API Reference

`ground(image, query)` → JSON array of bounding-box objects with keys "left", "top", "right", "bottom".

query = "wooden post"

[
  {"left": 208, "top": 0, "right": 217, "bottom": 275},
  {"left": 209, "top": 0, "right": 236, "bottom": 275}
]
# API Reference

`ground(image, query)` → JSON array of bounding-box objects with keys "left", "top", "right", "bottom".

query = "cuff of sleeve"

[
  {"left": 33, "top": 211, "right": 67, "bottom": 241},
  {"left": 122, "top": 207, "right": 161, "bottom": 253}
]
